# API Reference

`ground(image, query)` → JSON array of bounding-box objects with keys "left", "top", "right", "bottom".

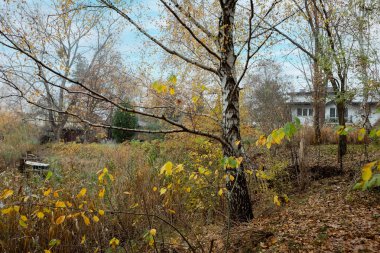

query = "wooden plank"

[{"left": 25, "top": 161, "right": 50, "bottom": 167}]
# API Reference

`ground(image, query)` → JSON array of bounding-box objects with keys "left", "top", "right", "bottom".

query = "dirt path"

[{"left": 212, "top": 177, "right": 380, "bottom": 252}]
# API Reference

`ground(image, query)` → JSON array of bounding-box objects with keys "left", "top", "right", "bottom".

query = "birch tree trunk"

[{"left": 219, "top": 0, "right": 253, "bottom": 222}]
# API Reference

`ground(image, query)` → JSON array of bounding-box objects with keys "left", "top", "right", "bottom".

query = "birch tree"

[{"left": 0, "top": 0, "right": 293, "bottom": 222}]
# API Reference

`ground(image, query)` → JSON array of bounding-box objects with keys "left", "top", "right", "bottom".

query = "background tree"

[
  {"left": 268, "top": 0, "right": 354, "bottom": 165},
  {"left": 0, "top": 0, "right": 120, "bottom": 141},
  {"left": 244, "top": 60, "right": 291, "bottom": 133},
  {"left": 111, "top": 102, "right": 138, "bottom": 143}
]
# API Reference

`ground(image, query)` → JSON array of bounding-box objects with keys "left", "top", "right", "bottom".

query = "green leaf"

[
  {"left": 284, "top": 122, "right": 297, "bottom": 139},
  {"left": 353, "top": 182, "right": 363, "bottom": 190},
  {"left": 369, "top": 129, "right": 377, "bottom": 138},
  {"left": 294, "top": 117, "right": 301, "bottom": 127},
  {"left": 362, "top": 181, "right": 370, "bottom": 191},
  {"left": 228, "top": 158, "right": 238, "bottom": 169},
  {"left": 49, "top": 239, "right": 61, "bottom": 247},
  {"left": 368, "top": 176, "right": 377, "bottom": 188},
  {"left": 336, "top": 125, "right": 348, "bottom": 135},
  {"left": 45, "top": 171, "right": 53, "bottom": 181},
  {"left": 374, "top": 175, "right": 380, "bottom": 187}
]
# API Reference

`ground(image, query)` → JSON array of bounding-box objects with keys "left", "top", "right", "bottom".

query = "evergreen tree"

[{"left": 111, "top": 103, "right": 138, "bottom": 143}]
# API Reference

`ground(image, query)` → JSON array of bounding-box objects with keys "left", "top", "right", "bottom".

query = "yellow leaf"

[
  {"left": 235, "top": 140, "right": 241, "bottom": 146},
  {"left": 160, "top": 162, "right": 173, "bottom": 176},
  {"left": 55, "top": 215, "right": 65, "bottom": 225},
  {"left": 98, "top": 188, "right": 105, "bottom": 198},
  {"left": 272, "top": 129, "right": 285, "bottom": 145},
  {"left": 37, "top": 212, "right": 45, "bottom": 219},
  {"left": 44, "top": 250, "right": 51, "bottom": 253},
  {"left": 175, "top": 164, "right": 184, "bottom": 173},
  {"left": 76, "top": 188, "right": 87, "bottom": 198},
  {"left": 218, "top": 188, "right": 223, "bottom": 196},
  {"left": 130, "top": 203, "right": 139, "bottom": 208},
  {"left": 93, "top": 215, "right": 99, "bottom": 223},
  {"left": 362, "top": 162, "right": 375, "bottom": 181},
  {"left": 123, "top": 191, "right": 131, "bottom": 195},
  {"left": 245, "top": 169, "right": 253, "bottom": 175},
  {"left": 53, "top": 191, "right": 59, "bottom": 198},
  {"left": 185, "top": 187, "right": 191, "bottom": 193},
  {"left": 236, "top": 157, "right": 243, "bottom": 166},
  {"left": 149, "top": 228, "right": 157, "bottom": 236},
  {"left": 169, "top": 87, "right": 175, "bottom": 95},
  {"left": 13, "top": 205, "right": 20, "bottom": 213},
  {"left": 256, "top": 135, "right": 267, "bottom": 146},
  {"left": 1, "top": 207, "right": 13, "bottom": 215},
  {"left": 0, "top": 189, "right": 13, "bottom": 200},
  {"left": 43, "top": 188, "right": 52, "bottom": 196},
  {"left": 55, "top": 201, "right": 66, "bottom": 208},
  {"left": 20, "top": 215, "right": 28, "bottom": 221},
  {"left": 98, "top": 173, "right": 105, "bottom": 183},
  {"left": 273, "top": 195, "right": 281, "bottom": 206},
  {"left": 19, "top": 219, "right": 27, "bottom": 228},
  {"left": 152, "top": 186, "right": 157, "bottom": 192},
  {"left": 82, "top": 213, "right": 90, "bottom": 226},
  {"left": 229, "top": 175, "right": 235, "bottom": 181},
  {"left": 358, "top": 128, "right": 366, "bottom": 141},
  {"left": 160, "top": 188, "right": 167, "bottom": 195},
  {"left": 109, "top": 237, "right": 120, "bottom": 248},
  {"left": 377, "top": 129, "right": 380, "bottom": 137},
  {"left": 168, "top": 209, "right": 176, "bottom": 214},
  {"left": 81, "top": 235, "right": 86, "bottom": 245},
  {"left": 98, "top": 209, "right": 105, "bottom": 216}
]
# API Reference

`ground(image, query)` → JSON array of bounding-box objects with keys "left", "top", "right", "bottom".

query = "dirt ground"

[{"left": 209, "top": 175, "right": 380, "bottom": 253}]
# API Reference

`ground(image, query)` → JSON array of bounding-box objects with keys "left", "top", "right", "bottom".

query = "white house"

[{"left": 287, "top": 88, "right": 380, "bottom": 126}]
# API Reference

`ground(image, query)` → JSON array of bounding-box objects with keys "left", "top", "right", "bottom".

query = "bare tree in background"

[{"left": 244, "top": 60, "right": 291, "bottom": 133}]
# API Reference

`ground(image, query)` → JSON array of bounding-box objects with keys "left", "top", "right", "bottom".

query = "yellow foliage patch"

[{"left": 55, "top": 215, "right": 65, "bottom": 225}]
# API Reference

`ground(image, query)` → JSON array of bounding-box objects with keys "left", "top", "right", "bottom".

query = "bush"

[{"left": 111, "top": 103, "right": 138, "bottom": 143}]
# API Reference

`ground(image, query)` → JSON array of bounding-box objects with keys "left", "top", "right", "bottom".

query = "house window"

[
  {"left": 297, "top": 107, "right": 313, "bottom": 117},
  {"left": 330, "top": 107, "right": 336, "bottom": 118}
]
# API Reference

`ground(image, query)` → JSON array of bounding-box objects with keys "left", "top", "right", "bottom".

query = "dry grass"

[{"left": 0, "top": 135, "right": 228, "bottom": 252}]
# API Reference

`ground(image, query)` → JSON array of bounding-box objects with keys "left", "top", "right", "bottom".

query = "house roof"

[{"left": 287, "top": 88, "right": 380, "bottom": 106}]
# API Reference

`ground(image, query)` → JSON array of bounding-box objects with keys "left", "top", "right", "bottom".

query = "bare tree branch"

[
  {"left": 159, "top": 0, "right": 220, "bottom": 60},
  {"left": 98, "top": 0, "right": 218, "bottom": 74},
  {"left": 0, "top": 33, "right": 228, "bottom": 146}
]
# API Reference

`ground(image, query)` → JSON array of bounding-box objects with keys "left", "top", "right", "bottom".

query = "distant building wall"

[{"left": 290, "top": 103, "right": 380, "bottom": 126}]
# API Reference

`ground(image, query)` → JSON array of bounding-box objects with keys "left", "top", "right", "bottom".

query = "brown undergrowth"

[{"left": 205, "top": 176, "right": 380, "bottom": 253}]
